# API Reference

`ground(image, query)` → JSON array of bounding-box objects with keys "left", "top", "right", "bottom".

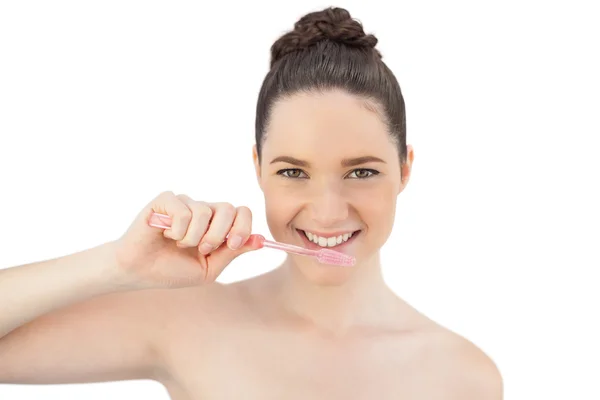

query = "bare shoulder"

[
  {"left": 152, "top": 277, "right": 260, "bottom": 330},
  {"left": 420, "top": 326, "right": 503, "bottom": 399},
  {"left": 149, "top": 281, "right": 240, "bottom": 323}
]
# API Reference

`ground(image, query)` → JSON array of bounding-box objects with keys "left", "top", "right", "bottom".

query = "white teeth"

[{"left": 302, "top": 230, "right": 357, "bottom": 248}]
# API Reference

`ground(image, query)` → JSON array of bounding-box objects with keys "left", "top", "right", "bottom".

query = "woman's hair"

[{"left": 255, "top": 7, "right": 407, "bottom": 165}]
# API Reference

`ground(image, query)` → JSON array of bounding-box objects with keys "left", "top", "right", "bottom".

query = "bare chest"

[{"left": 159, "top": 327, "right": 453, "bottom": 400}]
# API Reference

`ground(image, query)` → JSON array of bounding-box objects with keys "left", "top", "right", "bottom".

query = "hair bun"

[{"left": 271, "top": 7, "right": 380, "bottom": 67}]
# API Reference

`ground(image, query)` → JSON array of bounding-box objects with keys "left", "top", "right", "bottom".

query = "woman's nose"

[{"left": 308, "top": 186, "right": 349, "bottom": 227}]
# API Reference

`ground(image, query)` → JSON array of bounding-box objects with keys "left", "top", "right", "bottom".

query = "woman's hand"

[{"left": 113, "top": 191, "right": 261, "bottom": 289}]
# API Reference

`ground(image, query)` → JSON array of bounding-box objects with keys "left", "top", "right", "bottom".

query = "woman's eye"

[
  {"left": 278, "top": 169, "right": 307, "bottom": 178},
  {"left": 348, "top": 169, "right": 379, "bottom": 179}
]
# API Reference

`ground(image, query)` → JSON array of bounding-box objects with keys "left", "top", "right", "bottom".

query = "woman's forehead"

[{"left": 263, "top": 91, "right": 393, "bottom": 157}]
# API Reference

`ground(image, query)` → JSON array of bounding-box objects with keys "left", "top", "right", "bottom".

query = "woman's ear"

[
  {"left": 252, "top": 145, "right": 262, "bottom": 188},
  {"left": 398, "top": 144, "right": 414, "bottom": 194}
]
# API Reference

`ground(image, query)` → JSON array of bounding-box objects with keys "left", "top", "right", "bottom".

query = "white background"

[{"left": 1, "top": 0, "right": 598, "bottom": 399}]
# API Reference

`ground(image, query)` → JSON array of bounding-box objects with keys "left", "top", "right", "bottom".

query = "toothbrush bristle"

[{"left": 316, "top": 248, "right": 356, "bottom": 267}]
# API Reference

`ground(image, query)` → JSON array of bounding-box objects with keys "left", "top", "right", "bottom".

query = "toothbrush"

[{"left": 148, "top": 212, "right": 355, "bottom": 267}]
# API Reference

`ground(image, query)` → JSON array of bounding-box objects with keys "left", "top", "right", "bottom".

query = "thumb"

[{"left": 202, "top": 235, "right": 264, "bottom": 282}]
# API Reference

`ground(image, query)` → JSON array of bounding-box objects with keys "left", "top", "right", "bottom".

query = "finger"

[
  {"left": 198, "top": 202, "right": 236, "bottom": 255},
  {"left": 226, "top": 206, "right": 253, "bottom": 250},
  {"left": 202, "top": 234, "right": 264, "bottom": 282},
  {"left": 150, "top": 191, "right": 191, "bottom": 241},
  {"left": 176, "top": 194, "right": 213, "bottom": 248}
]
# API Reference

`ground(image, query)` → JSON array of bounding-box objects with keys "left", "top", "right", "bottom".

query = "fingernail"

[
  {"left": 199, "top": 243, "right": 213, "bottom": 254},
  {"left": 228, "top": 235, "right": 242, "bottom": 250}
]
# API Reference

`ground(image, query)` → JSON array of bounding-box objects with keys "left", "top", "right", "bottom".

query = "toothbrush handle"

[
  {"left": 148, "top": 212, "right": 262, "bottom": 242},
  {"left": 149, "top": 212, "right": 316, "bottom": 256},
  {"left": 260, "top": 239, "right": 318, "bottom": 257},
  {"left": 148, "top": 212, "right": 172, "bottom": 229}
]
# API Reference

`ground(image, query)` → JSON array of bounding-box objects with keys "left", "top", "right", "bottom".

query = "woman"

[{"left": 0, "top": 7, "right": 502, "bottom": 399}]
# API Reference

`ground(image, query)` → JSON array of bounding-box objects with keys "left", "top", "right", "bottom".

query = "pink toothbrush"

[{"left": 148, "top": 212, "right": 355, "bottom": 267}]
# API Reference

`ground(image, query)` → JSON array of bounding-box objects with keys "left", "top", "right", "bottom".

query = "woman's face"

[{"left": 254, "top": 89, "right": 413, "bottom": 285}]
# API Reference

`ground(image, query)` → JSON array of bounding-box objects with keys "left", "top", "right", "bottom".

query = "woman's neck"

[{"left": 272, "top": 253, "right": 402, "bottom": 334}]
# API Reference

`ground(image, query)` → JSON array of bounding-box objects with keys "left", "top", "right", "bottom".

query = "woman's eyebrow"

[
  {"left": 341, "top": 156, "right": 386, "bottom": 167},
  {"left": 270, "top": 156, "right": 309, "bottom": 167}
]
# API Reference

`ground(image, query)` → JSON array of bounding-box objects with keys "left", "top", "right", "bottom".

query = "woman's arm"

[{"left": 0, "top": 243, "right": 166, "bottom": 384}]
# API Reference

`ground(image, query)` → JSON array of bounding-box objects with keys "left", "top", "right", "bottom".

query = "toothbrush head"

[{"left": 316, "top": 248, "right": 356, "bottom": 267}]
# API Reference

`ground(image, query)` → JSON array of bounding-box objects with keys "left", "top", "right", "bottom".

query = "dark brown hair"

[{"left": 255, "top": 7, "right": 407, "bottom": 165}]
